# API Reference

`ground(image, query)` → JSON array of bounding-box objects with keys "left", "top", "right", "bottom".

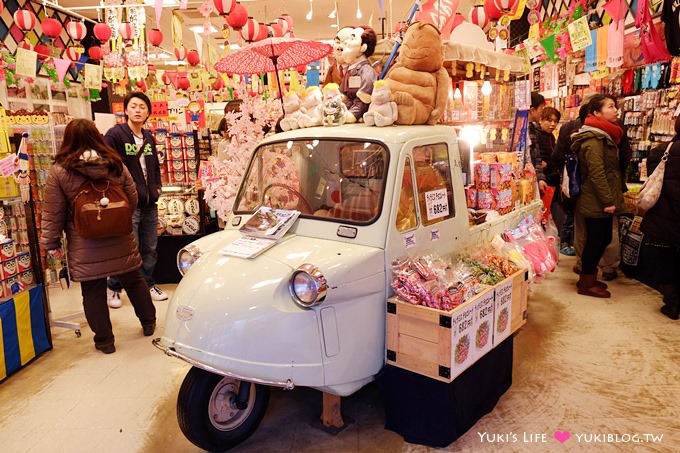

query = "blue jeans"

[{"left": 109, "top": 206, "right": 158, "bottom": 291}]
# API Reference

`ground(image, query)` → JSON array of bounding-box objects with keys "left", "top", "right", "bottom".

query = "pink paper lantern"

[
  {"left": 88, "top": 46, "right": 103, "bottom": 61},
  {"left": 65, "top": 47, "right": 81, "bottom": 62},
  {"left": 468, "top": 5, "right": 490, "bottom": 30},
  {"left": 270, "top": 21, "right": 284, "bottom": 37},
  {"left": 148, "top": 28, "right": 164, "bottom": 47},
  {"left": 66, "top": 21, "right": 87, "bottom": 41},
  {"left": 254, "top": 22, "right": 268, "bottom": 42},
  {"left": 280, "top": 14, "right": 293, "bottom": 32},
  {"left": 186, "top": 49, "right": 201, "bottom": 66},
  {"left": 118, "top": 22, "right": 134, "bottom": 41},
  {"left": 94, "top": 23, "right": 112, "bottom": 42},
  {"left": 239, "top": 17, "right": 260, "bottom": 42},
  {"left": 14, "top": 9, "right": 37, "bottom": 31},
  {"left": 174, "top": 46, "right": 187, "bottom": 61},
  {"left": 42, "top": 18, "right": 63, "bottom": 39},
  {"left": 213, "top": 0, "right": 236, "bottom": 16},
  {"left": 226, "top": 2, "right": 248, "bottom": 30},
  {"left": 493, "top": 0, "right": 519, "bottom": 13}
]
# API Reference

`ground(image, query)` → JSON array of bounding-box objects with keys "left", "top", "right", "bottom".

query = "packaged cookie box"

[
  {"left": 0, "top": 238, "right": 16, "bottom": 261},
  {"left": 385, "top": 286, "right": 493, "bottom": 383},
  {"left": 492, "top": 268, "right": 529, "bottom": 346}
]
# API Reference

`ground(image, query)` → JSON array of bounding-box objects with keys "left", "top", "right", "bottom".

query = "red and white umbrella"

[{"left": 215, "top": 37, "right": 331, "bottom": 75}]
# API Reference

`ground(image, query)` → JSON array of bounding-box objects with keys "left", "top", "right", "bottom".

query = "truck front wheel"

[{"left": 177, "top": 367, "right": 270, "bottom": 451}]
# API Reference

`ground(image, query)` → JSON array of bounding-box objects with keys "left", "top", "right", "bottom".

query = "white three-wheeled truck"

[{"left": 153, "top": 124, "right": 539, "bottom": 451}]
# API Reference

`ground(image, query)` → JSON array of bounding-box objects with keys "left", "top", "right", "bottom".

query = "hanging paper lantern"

[
  {"left": 451, "top": 13, "right": 466, "bottom": 31},
  {"left": 280, "top": 14, "right": 293, "bottom": 32},
  {"left": 492, "top": 0, "right": 518, "bottom": 14},
  {"left": 214, "top": 0, "right": 236, "bottom": 16},
  {"left": 88, "top": 46, "right": 103, "bottom": 61},
  {"left": 162, "top": 72, "right": 172, "bottom": 85},
  {"left": 14, "top": 9, "right": 37, "bottom": 31},
  {"left": 177, "top": 77, "right": 190, "bottom": 91},
  {"left": 18, "top": 39, "right": 33, "bottom": 51},
  {"left": 483, "top": 0, "right": 504, "bottom": 20},
  {"left": 118, "top": 22, "right": 134, "bottom": 41},
  {"left": 65, "top": 47, "right": 81, "bottom": 62},
  {"left": 226, "top": 2, "right": 248, "bottom": 30},
  {"left": 94, "top": 23, "right": 112, "bottom": 42},
  {"left": 270, "top": 21, "right": 284, "bottom": 37},
  {"left": 174, "top": 46, "right": 187, "bottom": 60},
  {"left": 186, "top": 49, "right": 200, "bottom": 66},
  {"left": 41, "top": 18, "right": 63, "bottom": 39},
  {"left": 35, "top": 43, "right": 50, "bottom": 61},
  {"left": 254, "top": 22, "right": 268, "bottom": 42},
  {"left": 148, "top": 28, "right": 164, "bottom": 47},
  {"left": 276, "top": 16, "right": 290, "bottom": 35},
  {"left": 240, "top": 17, "right": 260, "bottom": 42},
  {"left": 468, "top": 5, "right": 490, "bottom": 30},
  {"left": 212, "top": 77, "right": 224, "bottom": 90},
  {"left": 66, "top": 21, "right": 87, "bottom": 41}
]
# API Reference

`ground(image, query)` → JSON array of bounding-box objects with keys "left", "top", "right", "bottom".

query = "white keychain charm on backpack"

[{"left": 100, "top": 196, "right": 110, "bottom": 207}]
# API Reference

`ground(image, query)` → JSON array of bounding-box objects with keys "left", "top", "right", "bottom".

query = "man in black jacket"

[{"left": 104, "top": 92, "right": 167, "bottom": 307}]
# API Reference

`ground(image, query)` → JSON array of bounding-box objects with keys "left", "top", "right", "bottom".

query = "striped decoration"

[{"left": 0, "top": 285, "right": 51, "bottom": 382}]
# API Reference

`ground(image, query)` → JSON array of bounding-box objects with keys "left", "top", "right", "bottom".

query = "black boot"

[{"left": 660, "top": 303, "right": 680, "bottom": 320}]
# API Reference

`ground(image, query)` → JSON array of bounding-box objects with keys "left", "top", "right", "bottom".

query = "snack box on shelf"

[{"left": 386, "top": 268, "right": 528, "bottom": 383}]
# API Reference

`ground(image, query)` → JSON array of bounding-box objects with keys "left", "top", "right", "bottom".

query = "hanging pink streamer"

[{"left": 155, "top": 0, "right": 163, "bottom": 26}]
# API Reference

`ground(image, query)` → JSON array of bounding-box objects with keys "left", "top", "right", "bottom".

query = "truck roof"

[{"left": 261, "top": 124, "right": 457, "bottom": 146}]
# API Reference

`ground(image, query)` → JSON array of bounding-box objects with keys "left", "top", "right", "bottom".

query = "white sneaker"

[
  {"left": 150, "top": 285, "right": 168, "bottom": 301},
  {"left": 107, "top": 289, "right": 122, "bottom": 309}
]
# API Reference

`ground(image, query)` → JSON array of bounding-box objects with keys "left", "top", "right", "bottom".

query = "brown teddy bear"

[{"left": 385, "top": 22, "right": 450, "bottom": 125}]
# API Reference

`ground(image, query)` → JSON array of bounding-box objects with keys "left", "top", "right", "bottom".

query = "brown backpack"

[{"left": 72, "top": 179, "right": 133, "bottom": 239}]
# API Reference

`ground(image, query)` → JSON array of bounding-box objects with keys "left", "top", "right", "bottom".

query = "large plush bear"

[{"left": 385, "top": 22, "right": 450, "bottom": 125}]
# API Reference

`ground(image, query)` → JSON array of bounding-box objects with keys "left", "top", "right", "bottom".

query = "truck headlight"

[
  {"left": 177, "top": 244, "right": 201, "bottom": 276},
  {"left": 289, "top": 264, "right": 327, "bottom": 308}
]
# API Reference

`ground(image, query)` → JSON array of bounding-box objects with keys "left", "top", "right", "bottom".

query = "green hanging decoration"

[
  {"left": 574, "top": 5, "right": 584, "bottom": 20},
  {"left": 541, "top": 35, "right": 557, "bottom": 61},
  {"left": 89, "top": 89, "right": 101, "bottom": 101}
]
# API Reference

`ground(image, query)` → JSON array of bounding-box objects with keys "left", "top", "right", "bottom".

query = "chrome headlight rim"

[
  {"left": 177, "top": 244, "right": 202, "bottom": 276},
  {"left": 288, "top": 264, "right": 328, "bottom": 309}
]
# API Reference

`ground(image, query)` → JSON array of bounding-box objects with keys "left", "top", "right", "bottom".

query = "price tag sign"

[{"left": 424, "top": 189, "right": 449, "bottom": 221}]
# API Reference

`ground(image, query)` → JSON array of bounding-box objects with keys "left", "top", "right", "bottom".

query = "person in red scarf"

[{"left": 570, "top": 94, "right": 625, "bottom": 298}]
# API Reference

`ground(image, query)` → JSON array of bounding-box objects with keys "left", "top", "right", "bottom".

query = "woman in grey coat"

[{"left": 41, "top": 119, "right": 156, "bottom": 354}]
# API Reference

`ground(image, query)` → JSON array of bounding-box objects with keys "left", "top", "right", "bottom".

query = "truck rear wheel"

[{"left": 177, "top": 367, "right": 270, "bottom": 451}]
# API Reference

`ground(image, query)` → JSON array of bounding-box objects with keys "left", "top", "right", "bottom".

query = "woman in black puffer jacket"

[{"left": 640, "top": 116, "right": 680, "bottom": 320}]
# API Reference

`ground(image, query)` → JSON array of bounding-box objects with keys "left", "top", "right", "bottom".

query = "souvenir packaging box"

[{"left": 471, "top": 289, "right": 495, "bottom": 362}]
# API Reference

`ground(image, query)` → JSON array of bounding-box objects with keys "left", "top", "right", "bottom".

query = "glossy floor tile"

[{"left": 1, "top": 255, "right": 679, "bottom": 452}]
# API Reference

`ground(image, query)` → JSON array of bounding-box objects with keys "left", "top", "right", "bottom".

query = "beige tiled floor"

[{"left": 1, "top": 256, "right": 679, "bottom": 452}]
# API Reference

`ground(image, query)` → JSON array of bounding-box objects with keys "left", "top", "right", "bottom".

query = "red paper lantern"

[
  {"left": 226, "top": 2, "right": 248, "bottom": 30},
  {"left": 94, "top": 23, "right": 112, "bottom": 42},
  {"left": 18, "top": 40, "right": 33, "bottom": 51},
  {"left": 35, "top": 43, "right": 50, "bottom": 61},
  {"left": 468, "top": 5, "right": 490, "bottom": 30},
  {"left": 186, "top": 49, "right": 201, "bottom": 66},
  {"left": 118, "top": 22, "right": 134, "bottom": 41},
  {"left": 254, "top": 22, "right": 268, "bottom": 42},
  {"left": 271, "top": 21, "right": 284, "bottom": 37},
  {"left": 177, "top": 77, "right": 190, "bottom": 91},
  {"left": 41, "top": 18, "right": 63, "bottom": 39},
  {"left": 212, "top": 77, "right": 224, "bottom": 90},
  {"left": 484, "top": 0, "right": 504, "bottom": 20},
  {"left": 240, "top": 17, "right": 259, "bottom": 42},
  {"left": 162, "top": 72, "right": 172, "bottom": 85},
  {"left": 65, "top": 47, "right": 80, "bottom": 62},
  {"left": 88, "top": 45, "right": 102, "bottom": 61},
  {"left": 174, "top": 46, "right": 187, "bottom": 61},
  {"left": 213, "top": 0, "right": 236, "bottom": 16},
  {"left": 66, "top": 21, "right": 87, "bottom": 41},
  {"left": 148, "top": 28, "right": 163, "bottom": 47},
  {"left": 14, "top": 9, "right": 37, "bottom": 31},
  {"left": 451, "top": 13, "right": 466, "bottom": 31}
]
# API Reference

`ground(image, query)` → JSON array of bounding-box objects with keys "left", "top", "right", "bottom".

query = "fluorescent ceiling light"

[
  {"left": 165, "top": 60, "right": 186, "bottom": 66},
  {"left": 330, "top": 24, "right": 338, "bottom": 28},
  {"left": 142, "top": 0, "right": 179, "bottom": 6},
  {"left": 189, "top": 25, "right": 218, "bottom": 34},
  {"left": 148, "top": 53, "right": 171, "bottom": 59}
]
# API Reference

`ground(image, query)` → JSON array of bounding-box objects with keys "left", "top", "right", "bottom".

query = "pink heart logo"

[{"left": 554, "top": 431, "right": 571, "bottom": 444}]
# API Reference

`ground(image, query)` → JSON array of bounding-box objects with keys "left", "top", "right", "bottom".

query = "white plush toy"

[
  {"left": 298, "top": 86, "right": 324, "bottom": 128},
  {"left": 279, "top": 92, "right": 303, "bottom": 131},
  {"left": 322, "top": 83, "right": 348, "bottom": 127},
  {"left": 363, "top": 80, "right": 398, "bottom": 127}
]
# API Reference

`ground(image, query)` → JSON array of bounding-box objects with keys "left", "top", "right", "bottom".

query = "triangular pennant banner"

[
  {"left": 76, "top": 54, "right": 89, "bottom": 74},
  {"left": 53, "top": 58, "right": 72, "bottom": 83},
  {"left": 155, "top": 0, "right": 163, "bottom": 26},
  {"left": 540, "top": 35, "right": 556, "bottom": 61}
]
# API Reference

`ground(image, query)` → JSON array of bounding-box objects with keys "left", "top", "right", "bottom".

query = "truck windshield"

[{"left": 233, "top": 139, "right": 388, "bottom": 224}]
